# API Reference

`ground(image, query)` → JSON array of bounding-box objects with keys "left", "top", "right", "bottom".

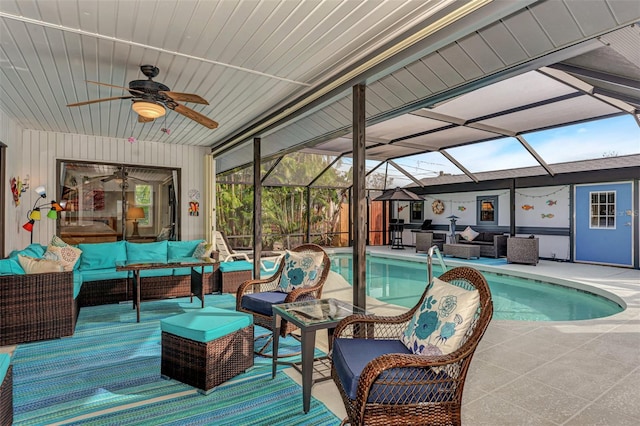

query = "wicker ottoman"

[
  {"left": 0, "top": 354, "right": 12, "bottom": 426},
  {"left": 219, "top": 261, "right": 253, "bottom": 294},
  {"left": 443, "top": 243, "right": 481, "bottom": 259},
  {"left": 160, "top": 307, "right": 253, "bottom": 394}
]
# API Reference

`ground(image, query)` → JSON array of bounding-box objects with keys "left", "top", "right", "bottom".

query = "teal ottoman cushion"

[{"left": 160, "top": 307, "right": 253, "bottom": 343}]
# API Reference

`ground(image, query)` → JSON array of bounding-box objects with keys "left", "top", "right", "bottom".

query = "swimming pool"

[{"left": 330, "top": 254, "right": 623, "bottom": 321}]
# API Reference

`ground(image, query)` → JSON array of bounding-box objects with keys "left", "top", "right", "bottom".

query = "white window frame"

[{"left": 589, "top": 190, "right": 616, "bottom": 229}]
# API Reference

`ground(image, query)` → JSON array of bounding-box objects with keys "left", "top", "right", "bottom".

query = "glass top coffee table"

[{"left": 271, "top": 298, "right": 366, "bottom": 413}]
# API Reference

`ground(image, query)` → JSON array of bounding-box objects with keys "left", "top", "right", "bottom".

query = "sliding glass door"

[{"left": 57, "top": 161, "right": 180, "bottom": 244}]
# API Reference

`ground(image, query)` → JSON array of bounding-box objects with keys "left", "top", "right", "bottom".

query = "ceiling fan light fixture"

[{"left": 132, "top": 101, "right": 165, "bottom": 119}]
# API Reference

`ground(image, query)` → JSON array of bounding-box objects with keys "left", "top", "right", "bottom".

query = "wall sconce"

[{"left": 22, "top": 186, "right": 65, "bottom": 244}]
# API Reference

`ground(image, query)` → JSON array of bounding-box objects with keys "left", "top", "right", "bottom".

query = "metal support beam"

[
  {"left": 439, "top": 150, "right": 479, "bottom": 183},
  {"left": 388, "top": 160, "right": 425, "bottom": 187},
  {"left": 306, "top": 186, "right": 311, "bottom": 243},
  {"left": 253, "top": 138, "right": 262, "bottom": 279},
  {"left": 353, "top": 84, "right": 367, "bottom": 310},
  {"left": 516, "top": 135, "right": 555, "bottom": 177},
  {"left": 510, "top": 179, "right": 516, "bottom": 237}
]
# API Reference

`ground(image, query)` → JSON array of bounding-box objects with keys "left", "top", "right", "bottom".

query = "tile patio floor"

[{"left": 299, "top": 246, "right": 640, "bottom": 425}]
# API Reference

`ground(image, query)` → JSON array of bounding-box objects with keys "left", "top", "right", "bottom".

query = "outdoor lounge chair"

[
  {"left": 236, "top": 243, "right": 330, "bottom": 357},
  {"left": 331, "top": 266, "right": 493, "bottom": 426},
  {"left": 214, "top": 231, "right": 283, "bottom": 272}
]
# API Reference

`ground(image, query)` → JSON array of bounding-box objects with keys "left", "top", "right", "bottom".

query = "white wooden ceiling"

[
  {"left": 1, "top": 0, "right": 639, "bottom": 177},
  {"left": 0, "top": 0, "right": 472, "bottom": 145}
]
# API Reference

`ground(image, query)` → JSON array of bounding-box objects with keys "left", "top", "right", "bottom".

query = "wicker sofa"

[
  {"left": 0, "top": 240, "right": 217, "bottom": 346},
  {"left": 455, "top": 232, "right": 507, "bottom": 258}
]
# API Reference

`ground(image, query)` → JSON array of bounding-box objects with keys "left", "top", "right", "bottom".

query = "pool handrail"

[{"left": 427, "top": 245, "right": 447, "bottom": 285}]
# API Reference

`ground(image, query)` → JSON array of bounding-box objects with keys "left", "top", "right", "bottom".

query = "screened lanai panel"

[
  {"left": 366, "top": 114, "right": 451, "bottom": 140},
  {"left": 392, "top": 151, "right": 461, "bottom": 180},
  {"left": 217, "top": 166, "right": 253, "bottom": 185},
  {"left": 363, "top": 162, "right": 412, "bottom": 190},
  {"left": 479, "top": 95, "right": 623, "bottom": 134},
  {"left": 366, "top": 144, "right": 422, "bottom": 161},
  {"left": 525, "top": 115, "right": 640, "bottom": 164},
  {"left": 434, "top": 71, "right": 578, "bottom": 120},
  {"left": 446, "top": 137, "right": 541, "bottom": 173},
  {"left": 312, "top": 156, "right": 353, "bottom": 189},
  {"left": 396, "top": 126, "right": 497, "bottom": 150},
  {"left": 262, "top": 152, "right": 340, "bottom": 187}
]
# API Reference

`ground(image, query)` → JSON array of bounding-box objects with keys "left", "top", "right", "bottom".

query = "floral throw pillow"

[
  {"left": 402, "top": 277, "right": 480, "bottom": 356},
  {"left": 277, "top": 250, "right": 324, "bottom": 293},
  {"left": 193, "top": 242, "right": 214, "bottom": 258},
  {"left": 43, "top": 235, "right": 82, "bottom": 271}
]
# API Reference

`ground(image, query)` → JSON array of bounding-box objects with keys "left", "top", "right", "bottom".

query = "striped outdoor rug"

[{"left": 11, "top": 295, "right": 339, "bottom": 425}]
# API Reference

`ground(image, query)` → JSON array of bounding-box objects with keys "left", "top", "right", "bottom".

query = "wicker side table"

[
  {"left": 507, "top": 237, "right": 539, "bottom": 265},
  {"left": 219, "top": 260, "right": 253, "bottom": 293}
]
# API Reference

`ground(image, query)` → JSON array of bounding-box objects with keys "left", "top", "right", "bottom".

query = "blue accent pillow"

[
  {"left": 78, "top": 241, "right": 127, "bottom": 270},
  {"left": 277, "top": 250, "right": 324, "bottom": 293},
  {"left": 126, "top": 240, "right": 168, "bottom": 264},
  {"left": 168, "top": 240, "right": 204, "bottom": 259}
]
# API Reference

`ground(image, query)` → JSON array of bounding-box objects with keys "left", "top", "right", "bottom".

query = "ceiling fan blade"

[
  {"left": 101, "top": 175, "right": 116, "bottom": 183},
  {"left": 138, "top": 114, "right": 154, "bottom": 123},
  {"left": 67, "top": 96, "right": 133, "bottom": 107},
  {"left": 86, "top": 80, "right": 145, "bottom": 95},
  {"left": 159, "top": 91, "right": 209, "bottom": 105},
  {"left": 171, "top": 103, "right": 218, "bottom": 129}
]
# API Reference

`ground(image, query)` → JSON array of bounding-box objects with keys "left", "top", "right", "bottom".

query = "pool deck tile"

[{"left": 306, "top": 246, "right": 640, "bottom": 425}]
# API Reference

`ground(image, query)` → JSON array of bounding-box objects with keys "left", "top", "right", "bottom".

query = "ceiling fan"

[
  {"left": 85, "top": 167, "right": 148, "bottom": 188},
  {"left": 67, "top": 65, "right": 218, "bottom": 129}
]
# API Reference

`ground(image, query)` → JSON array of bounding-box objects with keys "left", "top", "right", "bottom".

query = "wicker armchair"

[
  {"left": 236, "top": 243, "right": 330, "bottom": 356},
  {"left": 331, "top": 267, "right": 493, "bottom": 426}
]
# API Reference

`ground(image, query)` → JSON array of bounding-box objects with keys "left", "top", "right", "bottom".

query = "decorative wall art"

[
  {"left": 188, "top": 189, "right": 200, "bottom": 216},
  {"left": 431, "top": 200, "right": 445, "bottom": 215}
]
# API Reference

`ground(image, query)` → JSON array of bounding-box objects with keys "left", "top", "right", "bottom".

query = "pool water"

[{"left": 330, "top": 254, "right": 623, "bottom": 321}]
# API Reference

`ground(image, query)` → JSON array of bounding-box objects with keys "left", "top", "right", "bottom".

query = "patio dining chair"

[
  {"left": 236, "top": 243, "right": 331, "bottom": 357},
  {"left": 331, "top": 266, "right": 493, "bottom": 426}
]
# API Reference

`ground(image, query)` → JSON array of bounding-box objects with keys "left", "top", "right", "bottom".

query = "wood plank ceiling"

[{"left": 1, "top": 0, "right": 639, "bottom": 178}]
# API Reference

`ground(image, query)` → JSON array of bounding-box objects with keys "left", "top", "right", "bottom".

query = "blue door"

[{"left": 574, "top": 182, "right": 634, "bottom": 267}]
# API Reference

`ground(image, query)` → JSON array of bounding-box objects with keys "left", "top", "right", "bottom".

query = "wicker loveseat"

[
  {"left": 0, "top": 240, "right": 216, "bottom": 346},
  {"left": 454, "top": 232, "right": 507, "bottom": 258}
]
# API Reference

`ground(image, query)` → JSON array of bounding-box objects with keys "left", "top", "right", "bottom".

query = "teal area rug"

[{"left": 11, "top": 295, "right": 339, "bottom": 425}]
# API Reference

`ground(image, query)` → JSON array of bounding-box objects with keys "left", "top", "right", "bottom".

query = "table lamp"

[{"left": 127, "top": 207, "right": 145, "bottom": 237}]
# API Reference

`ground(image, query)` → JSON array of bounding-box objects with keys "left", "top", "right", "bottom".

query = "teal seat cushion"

[
  {"left": 0, "top": 258, "right": 25, "bottom": 275},
  {"left": 80, "top": 269, "right": 130, "bottom": 282},
  {"left": 78, "top": 241, "right": 127, "bottom": 271},
  {"left": 0, "top": 353, "right": 9, "bottom": 380},
  {"left": 219, "top": 260, "right": 253, "bottom": 272},
  {"left": 126, "top": 240, "right": 168, "bottom": 264},
  {"left": 168, "top": 240, "right": 204, "bottom": 259},
  {"left": 160, "top": 306, "right": 253, "bottom": 343},
  {"left": 73, "top": 272, "right": 83, "bottom": 299}
]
